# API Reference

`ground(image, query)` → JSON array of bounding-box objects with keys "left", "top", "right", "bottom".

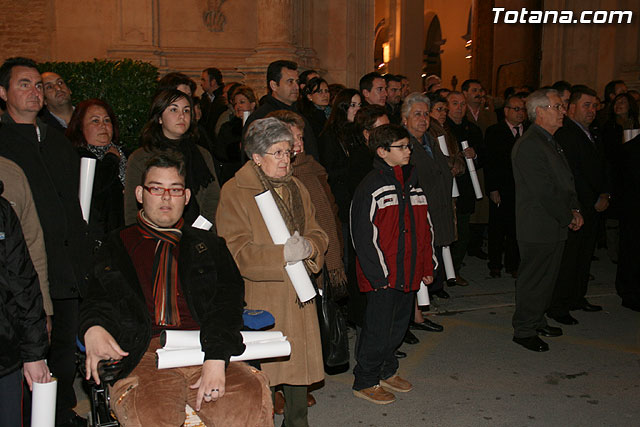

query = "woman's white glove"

[{"left": 283, "top": 231, "right": 312, "bottom": 264}]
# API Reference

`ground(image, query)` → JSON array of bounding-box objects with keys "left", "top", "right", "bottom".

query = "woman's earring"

[{"left": 256, "top": 162, "right": 261, "bottom": 167}]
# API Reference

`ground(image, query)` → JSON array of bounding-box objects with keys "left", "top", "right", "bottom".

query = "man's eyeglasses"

[
  {"left": 143, "top": 185, "right": 186, "bottom": 197},
  {"left": 505, "top": 106, "right": 526, "bottom": 112},
  {"left": 389, "top": 143, "right": 413, "bottom": 151},
  {"left": 264, "top": 149, "right": 294, "bottom": 160},
  {"left": 543, "top": 103, "right": 566, "bottom": 112}
]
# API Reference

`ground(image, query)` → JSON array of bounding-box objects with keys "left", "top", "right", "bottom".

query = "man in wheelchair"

[{"left": 78, "top": 153, "right": 273, "bottom": 426}]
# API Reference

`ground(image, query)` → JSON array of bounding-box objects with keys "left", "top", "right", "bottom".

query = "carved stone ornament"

[{"left": 203, "top": 0, "right": 227, "bottom": 32}]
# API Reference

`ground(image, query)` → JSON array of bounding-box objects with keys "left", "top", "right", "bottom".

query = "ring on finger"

[{"left": 204, "top": 393, "right": 212, "bottom": 397}]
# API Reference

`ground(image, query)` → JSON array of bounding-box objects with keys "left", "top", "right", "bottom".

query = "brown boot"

[
  {"left": 353, "top": 385, "right": 396, "bottom": 404},
  {"left": 307, "top": 392, "right": 316, "bottom": 407},
  {"left": 380, "top": 375, "right": 413, "bottom": 392},
  {"left": 274, "top": 390, "right": 285, "bottom": 415}
]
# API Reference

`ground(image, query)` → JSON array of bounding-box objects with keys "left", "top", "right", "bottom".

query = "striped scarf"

[{"left": 136, "top": 210, "right": 184, "bottom": 327}]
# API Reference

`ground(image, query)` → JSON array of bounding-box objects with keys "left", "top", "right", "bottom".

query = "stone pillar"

[
  {"left": 239, "top": 0, "right": 298, "bottom": 97},
  {"left": 470, "top": 0, "right": 495, "bottom": 93}
]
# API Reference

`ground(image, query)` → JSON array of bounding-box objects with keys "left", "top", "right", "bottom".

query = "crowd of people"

[{"left": 1, "top": 54, "right": 639, "bottom": 427}]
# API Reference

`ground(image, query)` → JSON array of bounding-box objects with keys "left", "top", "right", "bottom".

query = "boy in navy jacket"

[{"left": 350, "top": 124, "right": 435, "bottom": 404}]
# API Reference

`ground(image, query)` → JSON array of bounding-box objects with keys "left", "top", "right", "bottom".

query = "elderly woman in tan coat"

[{"left": 216, "top": 117, "right": 328, "bottom": 427}]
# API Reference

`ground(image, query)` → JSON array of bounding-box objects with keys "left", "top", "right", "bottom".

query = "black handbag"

[{"left": 316, "top": 267, "right": 350, "bottom": 373}]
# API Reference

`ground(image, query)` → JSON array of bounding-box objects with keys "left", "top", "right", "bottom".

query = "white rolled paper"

[
  {"left": 254, "top": 190, "right": 317, "bottom": 302},
  {"left": 31, "top": 378, "right": 57, "bottom": 427},
  {"left": 442, "top": 246, "right": 456, "bottom": 280},
  {"left": 79, "top": 157, "right": 97, "bottom": 222},
  {"left": 623, "top": 129, "right": 640, "bottom": 143},
  {"left": 156, "top": 338, "right": 291, "bottom": 369},
  {"left": 416, "top": 281, "right": 431, "bottom": 306},
  {"left": 192, "top": 215, "right": 213, "bottom": 231},
  {"left": 438, "top": 135, "right": 461, "bottom": 197},
  {"left": 161, "top": 329, "right": 285, "bottom": 349},
  {"left": 452, "top": 178, "right": 460, "bottom": 198},
  {"left": 242, "top": 111, "right": 250, "bottom": 126},
  {"left": 437, "top": 135, "right": 449, "bottom": 156},
  {"left": 460, "top": 141, "right": 483, "bottom": 199}
]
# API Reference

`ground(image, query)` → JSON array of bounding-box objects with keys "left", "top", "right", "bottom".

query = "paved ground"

[
  {"left": 76, "top": 247, "right": 639, "bottom": 426},
  {"left": 296, "top": 248, "right": 640, "bottom": 427}
]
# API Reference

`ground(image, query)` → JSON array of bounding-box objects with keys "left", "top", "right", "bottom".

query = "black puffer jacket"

[
  {"left": 78, "top": 225, "right": 246, "bottom": 380},
  {"left": 0, "top": 181, "right": 48, "bottom": 377}
]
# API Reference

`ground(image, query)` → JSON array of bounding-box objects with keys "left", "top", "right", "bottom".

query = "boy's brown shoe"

[
  {"left": 380, "top": 375, "right": 413, "bottom": 392},
  {"left": 353, "top": 385, "right": 396, "bottom": 404}
]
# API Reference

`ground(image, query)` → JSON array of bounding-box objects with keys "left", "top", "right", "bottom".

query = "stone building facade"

[{"left": 0, "top": 0, "right": 637, "bottom": 99}]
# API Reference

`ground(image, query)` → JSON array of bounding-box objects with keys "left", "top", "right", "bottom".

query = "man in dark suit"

[
  {"left": 200, "top": 67, "right": 227, "bottom": 140},
  {"left": 445, "top": 91, "right": 484, "bottom": 286},
  {"left": 511, "top": 88, "right": 583, "bottom": 352},
  {"left": 244, "top": 60, "right": 318, "bottom": 160},
  {"left": 548, "top": 86, "right": 609, "bottom": 325},
  {"left": 485, "top": 95, "right": 527, "bottom": 278}
]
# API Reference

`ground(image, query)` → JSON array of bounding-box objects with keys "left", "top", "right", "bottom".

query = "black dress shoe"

[
  {"left": 410, "top": 319, "right": 444, "bottom": 332},
  {"left": 403, "top": 330, "right": 419, "bottom": 344},
  {"left": 56, "top": 414, "right": 87, "bottom": 427},
  {"left": 549, "top": 314, "right": 579, "bottom": 325},
  {"left": 394, "top": 350, "right": 407, "bottom": 358},
  {"left": 536, "top": 325, "right": 563, "bottom": 337},
  {"left": 468, "top": 249, "right": 489, "bottom": 260},
  {"left": 513, "top": 335, "right": 549, "bottom": 352},
  {"left": 576, "top": 302, "right": 603, "bottom": 312},
  {"left": 432, "top": 289, "right": 450, "bottom": 299},
  {"left": 622, "top": 299, "right": 640, "bottom": 312}
]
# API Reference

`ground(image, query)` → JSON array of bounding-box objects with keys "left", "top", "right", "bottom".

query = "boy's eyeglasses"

[
  {"left": 143, "top": 186, "right": 186, "bottom": 197},
  {"left": 389, "top": 143, "right": 413, "bottom": 151}
]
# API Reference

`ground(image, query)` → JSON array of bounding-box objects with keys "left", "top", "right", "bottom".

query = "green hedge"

[{"left": 38, "top": 59, "right": 158, "bottom": 152}]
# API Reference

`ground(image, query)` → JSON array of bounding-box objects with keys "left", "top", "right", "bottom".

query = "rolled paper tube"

[
  {"left": 437, "top": 135, "right": 450, "bottom": 156},
  {"left": 416, "top": 281, "right": 431, "bottom": 306},
  {"left": 442, "top": 246, "right": 456, "bottom": 280},
  {"left": 156, "top": 338, "right": 292, "bottom": 369},
  {"left": 452, "top": 177, "right": 460, "bottom": 198},
  {"left": 254, "top": 190, "right": 317, "bottom": 302},
  {"left": 623, "top": 129, "right": 640, "bottom": 143},
  {"left": 31, "top": 378, "right": 57, "bottom": 427},
  {"left": 192, "top": 215, "right": 213, "bottom": 231},
  {"left": 460, "top": 141, "right": 483, "bottom": 199},
  {"left": 242, "top": 111, "right": 250, "bottom": 126},
  {"left": 79, "top": 157, "right": 97, "bottom": 222},
  {"left": 254, "top": 191, "right": 291, "bottom": 244},
  {"left": 161, "top": 330, "right": 284, "bottom": 349}
]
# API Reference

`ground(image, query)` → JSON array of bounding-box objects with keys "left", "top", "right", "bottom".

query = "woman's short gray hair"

[
  {"left": 526, "top": 88, "right": 558, "bottom": 121},
  {"left": 243, "top": 117, "right": 294, "bottom": 158},
  {"left": 401, "top": 92, "right": 431, "bottom": 119}
]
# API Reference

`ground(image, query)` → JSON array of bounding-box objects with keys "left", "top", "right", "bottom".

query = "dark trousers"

[
  {"left": 451, "top": 213, "right": 471, "bottom": 273},
  {"left": 616, "top": 212, "right": 640, "bottom": 304},
  {"left": 272, "top": 385, "right": 308, "bottom": 427},
  {"left": 468, "top": 223, "right": 486, "bottom": 253},
  {"left": 0, "top": 369, "right": 22, "bottom": 427},
  {"left": 488, "top": 201, "right": 519, "bottom": 272},
  {"left": 353, "top": 288, "right": 414, "bottom": 390},
  {"left": 428, "top": 246, "right": 445, "bottom": 294},
  {"left": 513, "top": 240, "right": 565, "bottom": 338},
  {"left": 48, "top": 298, "right": 80, "bottom": 424},
  {"left": 548, "top": 215, "right": 599, "bottom": 317}
]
